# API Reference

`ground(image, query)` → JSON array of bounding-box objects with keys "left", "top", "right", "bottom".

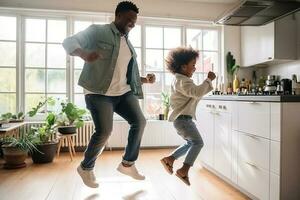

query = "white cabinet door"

[
  {"left": 241, "top": 25, "right": 262, "bottom": 66},
  {"left": 260, "top": 22, "right": 274, "bottom": 62},
  {"left": 270, "top": 140, "right": 280, "bottom": 175},
  {"left": 197, "top": 108, "right": 214, "bottom": 167},
  {"left": 238, "top": 160, "right": 270, "bottom": 200},
  {"left": 238, "top": 133, "right": 270, "bottom": 170},
  {"left": 214, "top": 111, "right": 232, "bottom": 179},
  {"left": 238, "top": 102, "right": 270, "bottom": 138}
]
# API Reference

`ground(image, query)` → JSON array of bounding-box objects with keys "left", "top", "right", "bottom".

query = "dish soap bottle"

[{"left": 233, "top": 74, "right": 240, "bottom": 94}]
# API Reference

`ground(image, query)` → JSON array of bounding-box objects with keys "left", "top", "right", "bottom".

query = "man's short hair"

[{"left": 115, "top": 1, "right": 139, "bottom": 16}]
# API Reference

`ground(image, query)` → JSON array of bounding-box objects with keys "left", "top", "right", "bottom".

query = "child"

[{"left": 160, "top": 47, "right": 216, "bottom": 186}]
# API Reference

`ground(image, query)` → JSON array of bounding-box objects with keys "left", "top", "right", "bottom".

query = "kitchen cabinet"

[
  {"left": 196, "top": 100, "right": 232, "bottom": 179},
  {"left": 197, "top": 98, "right": 300, "bottom": 200},
  {"left": 241, "top": 15, "right": 297, "bottom": 67}
]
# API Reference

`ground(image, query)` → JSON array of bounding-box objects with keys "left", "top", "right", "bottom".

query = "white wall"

[{"left": 0, "top": 0, "right": 233, "bottom": 21}]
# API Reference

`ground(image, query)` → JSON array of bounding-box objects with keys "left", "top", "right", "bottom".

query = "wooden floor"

[{"left": 0, "top": 149, "right": 250, "bottom": 200}]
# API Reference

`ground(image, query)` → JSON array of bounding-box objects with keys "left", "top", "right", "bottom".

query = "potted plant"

[
  {"left": 0, "top": 133, "right": 37, "bottom": 169},
  {"left": 28, "top": 97, "right": 59, "bottom": 164},
  {"left": 0, "top": 115, "right": 9, "bottom": 128},
  {"left": 56, "top": 102, "right": 86, "bottom": 134},
  {"left": 1, "top": 112, "right": 25, "bottom": 123},
  {"left": 161, "top": 92, "right": 171, "bottom": 120},
  {"left": 226, "top": 51, "right": 240, "bottom": 90}
]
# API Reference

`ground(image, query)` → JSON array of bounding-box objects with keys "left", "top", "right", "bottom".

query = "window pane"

[
  {"left": 187, "top": 29, "right": 202, "bottom": 50},
  {"left": 25, "top": 43, "right": 45, "bottom": 67},
  {"left": 146, "top": 49, "right": 163, "bottom": 71},
  {"left": 25, "top": 69, "right": 45, "bottom": 92},
  {"left": 74, "top": 57, "right": 84, "bottom": 69},
  {"left": 146, "top": 27, "right": 163, "bottom": 48},
  {"left": 25, "top": 94, "right": 45, "bottom": 112},
  {"left": 129, "top": 25, "right": 141, "bottom": 47},
  {"left": 145, "top": 73, "right": 162, "bottom": 93},
  {"left": 0, "top": 16, "right": 16, "bottom": 40},
  {"left": 164, "top": 73, "right": 173, "bottom": 93},
  {"left": 203, "top": 52, "right": 218, "bottom": 73},
  {"left": 74, "top": 21, "right": 92, "bottom": 34},
  {"left": 48, "top": 20, "right": 66, "bottom": 43},
  {"left": 203, "top": 30, "right": 218, "bottom": 51},
  {"left": 74, "top": 94, "right": 86, "bottom": 109},
  {"left": 74, "top": 69, "right": 82, "bottom": 93},
  {"left": 164, "top": 27, "right": 181, "bottom": 48},
  {"left": 0, "top": 94, "right": 16, "bottom": 113},
  {"left": 25, "top": 19, "right": 46, "bottom": 42},
  {"left": 47, "top": 70, "right": 66, "bottom": 93},
  {"left": 145, "top": 94, "right": 161, "bottom": 117},
  {"left": 0, "top": 42, "right": 16, "bottom": 66},
  {"left": 47, "top": 44, "right": 66, "bottom": 68},
  {"left": 195, "top": 52, "right": 203, "bottom": 72},
  {"left": 0, "top": 68, "right": 16, "bottom": 92}
]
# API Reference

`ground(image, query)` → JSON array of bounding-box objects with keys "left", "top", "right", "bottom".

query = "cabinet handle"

[
  {"left": 242, "top": 101, "right": 257, "bottom": 104},
  {"left": 246, "top": 134, "right": 260, "bottom": 140},
  {"left": 245, "top": 161, "right": 259, "bottom": 169}
]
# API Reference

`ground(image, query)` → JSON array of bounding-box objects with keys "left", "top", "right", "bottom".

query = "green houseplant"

[
  {"left": 1, "top": 133, "right": 37, "bottom": 169},
  {"left": 28, "top": 97, "right": 59, "bottom": 163},
  {"left": 1, "top": 112, "right": 25, "bottom": 123},
  {"left": 56, "top": 102, "right": 87, "bottom": 134},
  {"left": 226, "top": 52, "right": 240, "bottom": 81},
  {"left": 161, "top": 92, "right": 171, "bottom": 120}
]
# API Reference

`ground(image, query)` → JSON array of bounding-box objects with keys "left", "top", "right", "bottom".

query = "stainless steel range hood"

[{"left": 215, "top": 0, "right": 300, "bottom": 26}]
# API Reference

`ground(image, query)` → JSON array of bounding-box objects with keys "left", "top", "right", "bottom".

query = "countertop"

[{"left": 202, "top": 95, "right": 300, "bottom": 102}]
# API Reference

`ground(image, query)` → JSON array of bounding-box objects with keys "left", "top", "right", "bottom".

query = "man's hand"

[
  {"left": 207, "top": 71, "right": 216, "bottom": 81},
  {"left": 80, "top": 51, "right": 103, "bottom": 63},
  {"left": 71, "top": 48, "right": 102, "bottom": 63},
  {"left": 141, "top": 73, "right": 156, "bottom": 84},
  {"left": 146, "top": 73, "right": 156, "bottom": 84}
]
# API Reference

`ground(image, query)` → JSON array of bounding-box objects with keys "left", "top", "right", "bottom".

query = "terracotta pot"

[{"left": 2, "top": 145, "right": 28, "bottom": 169}]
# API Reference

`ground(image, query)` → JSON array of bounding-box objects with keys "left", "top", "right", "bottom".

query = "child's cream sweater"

[{"left": 168, "top": 73, "right": 213, "bottom": 122}]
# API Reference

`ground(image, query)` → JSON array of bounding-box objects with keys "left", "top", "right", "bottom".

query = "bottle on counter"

[{"left": 233, "top": 74, "right": 240, "bottom": 93}]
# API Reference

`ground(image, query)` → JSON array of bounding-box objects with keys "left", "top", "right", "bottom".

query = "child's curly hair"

[{"left": 165, "top": 47, "right": 199, "bottom": 74}]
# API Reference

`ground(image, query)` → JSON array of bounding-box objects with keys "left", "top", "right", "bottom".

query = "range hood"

[{"left": 215, "top": 0, "right": 300, "bottom": 26}]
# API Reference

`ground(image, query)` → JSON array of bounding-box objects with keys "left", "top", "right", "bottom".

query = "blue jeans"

[
  {"left": 171, "top": 115, "right": 204, "bottom": 166},
  {"left": 81, "top": 91, "right": 146, "bottom": 170}
]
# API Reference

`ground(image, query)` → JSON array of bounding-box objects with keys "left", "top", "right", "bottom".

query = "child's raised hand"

[{"left": 207, "top": 71, "right": 216, "bottom": 81}]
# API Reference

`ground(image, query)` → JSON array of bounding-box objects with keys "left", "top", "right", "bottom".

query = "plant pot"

[
  {"left": 2, "top": 145, "right": 28, "bottom": 169},
  {"left": 31, "top": 141, "right": 58, "bottom": 164},
  {"left": 58, "top": 125, "right": 77, "bottom": 134},
  {"left": 163, "top": 107, "right": 169, "bottom": 120}
]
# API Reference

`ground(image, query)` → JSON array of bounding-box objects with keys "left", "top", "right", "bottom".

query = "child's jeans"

[{"left": 171, "top": 115, "right": 204, "bottom": 166}]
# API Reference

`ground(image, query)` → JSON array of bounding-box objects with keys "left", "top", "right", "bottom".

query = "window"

[
  {"left": 24, "top": 18, "right": 67, "bottom": 112},
  {"left": 0, "top": 16, "right": 17, "bottom": 113},
  {"left": 144, "top": 26, "right": 182, "bottom": 117},
  {"left": 0, "top": 10, "right": 220, "bottom": 119}
]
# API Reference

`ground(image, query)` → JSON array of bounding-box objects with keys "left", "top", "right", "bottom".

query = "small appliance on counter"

[
  {"left": 292, "top": 74, "right": 300, "bottom": 95},
  {"left": 281, "top": 78, "right": 292, "bottom": 95},
  {"left": 264, "top": 75, "right": 279, "bottom": 94}
]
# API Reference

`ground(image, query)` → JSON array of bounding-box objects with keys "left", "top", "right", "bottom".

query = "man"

[{"left": 63, "top": 1, "right": 155, "bottom": 188}]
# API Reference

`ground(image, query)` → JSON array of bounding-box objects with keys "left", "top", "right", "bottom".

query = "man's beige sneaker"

[
  {"left": 77, "top": 165, "right": 99, "bottom": 188},
  {"left": 117, "top": 163, "right": 145, "bottom": 180}
]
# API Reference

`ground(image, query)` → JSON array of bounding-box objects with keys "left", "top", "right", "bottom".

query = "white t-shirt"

[{"left": 84, "top": 36, "right": 131, "bottom": 96}]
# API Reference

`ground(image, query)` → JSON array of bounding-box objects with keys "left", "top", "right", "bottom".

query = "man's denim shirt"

[{"left": 62, "top": 22, "right": 144, "bottom": 99}]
